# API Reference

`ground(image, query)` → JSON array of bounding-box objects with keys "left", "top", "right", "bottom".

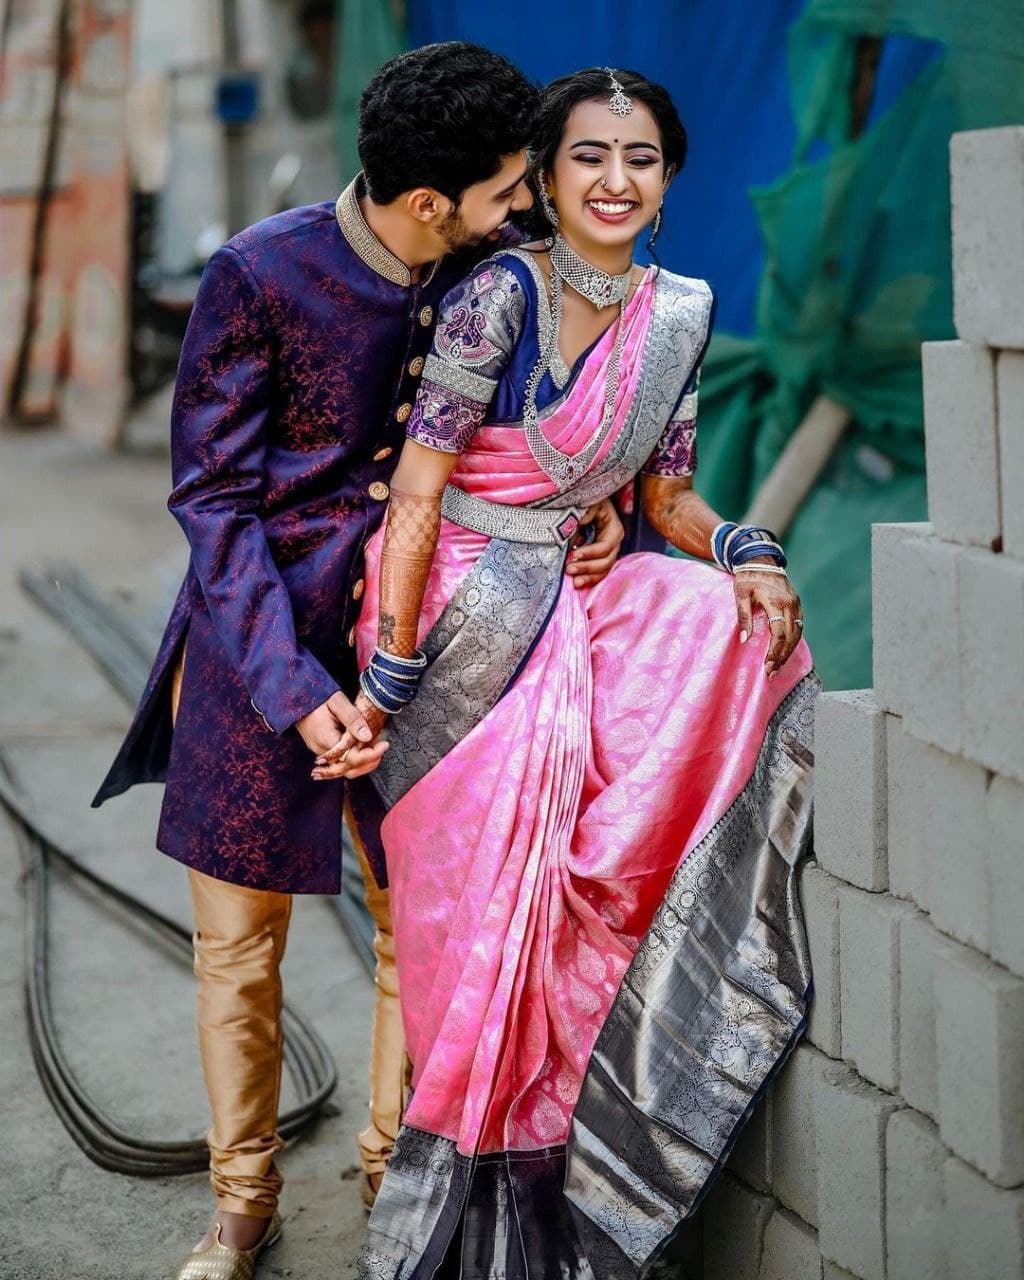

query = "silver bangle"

[{"left": 734, "top": 563, "right": 789, "bottom": 576}]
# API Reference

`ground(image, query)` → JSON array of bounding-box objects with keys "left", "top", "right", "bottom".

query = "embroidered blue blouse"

[{"left": 406, "top": 249, "right": 706, "bottom": 477}]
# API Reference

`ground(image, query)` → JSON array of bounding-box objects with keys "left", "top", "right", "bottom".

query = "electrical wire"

[{"left": 0, "top": 755, "right": 337, "bottom": 1176}]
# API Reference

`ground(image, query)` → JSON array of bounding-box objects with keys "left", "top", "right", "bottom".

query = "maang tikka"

[{"left": 605, "top": 68, "right": 634, "bottom": 117}]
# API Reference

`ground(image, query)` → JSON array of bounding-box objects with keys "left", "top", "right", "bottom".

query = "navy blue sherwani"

[{"left": 94, "top": 179, "right": 465, "bottom": 894}]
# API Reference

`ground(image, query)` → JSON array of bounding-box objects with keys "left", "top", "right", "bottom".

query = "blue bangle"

[
  {"left": 732, "top": 541, "right": 788, "bottom": 569},
  {"left": 713, "top": 522, "right": 787, "bottom": 572},
  {"left": 373, "top": 649, "right": 427, "bottom": 678},
  {"left": 711, "top": 522, "right": 737, "bottom": 571},
  {"left": 359, "top": 647, "right": 428, "bottom": 715},
  {"left": 360, "top": 668, "right": 410, "bottom": 715}
]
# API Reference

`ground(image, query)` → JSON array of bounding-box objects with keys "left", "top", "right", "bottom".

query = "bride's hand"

[
  {"left": 311, "top": 692, "right": 390, "bottom": 781},
  {"left": 567, "top": 498, "right": 625, "bottom": 589},
  {"left": 734, "top": 567, "right": 804, "bottom": 678}
]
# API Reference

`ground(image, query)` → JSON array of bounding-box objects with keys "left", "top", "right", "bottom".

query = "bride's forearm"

[
  {"left": 377, "top": 488, "right": 442, "bottom": 658},
  {"left": 640, "top": 474, "right": 720, "bottom": 560},
  {"left": 374, "top": 440, "right": 458, "bottom": 658}
]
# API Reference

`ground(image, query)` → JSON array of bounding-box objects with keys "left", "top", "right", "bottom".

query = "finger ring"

[{"left": 768, "top": 615, "right": 785, "bottom": 624}]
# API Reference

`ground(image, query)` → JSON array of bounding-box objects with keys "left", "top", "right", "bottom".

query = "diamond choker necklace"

[{"left": 549, "top": 234, "right": 632, "bottom": 310}]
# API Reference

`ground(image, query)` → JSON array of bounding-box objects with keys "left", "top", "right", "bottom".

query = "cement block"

[
  {"left": 814, "top": 1065, "right": 902, "bottom": 1280},
  {"left": 886, "top": 1109, "right": 949, "bottom": 1280},
  {"left": 885, "top": 716, "right": 931, "bottom": 912},
  {"left": 885, "top": 717, "right": 990, "bottom": 949},
  {"left": 998, "top": 351, "right": 1024, "bottom": 558},
  {"left": 814, "top": 691, "right": 888, "bottom": 891},
  {"left": 959, "top": 549, "right": 1024, "bottom": 783},
  {"left": 934, "top": 940, "right": 1024, "bottom": 1186},
  {"left": 899, "top": 910, "right": 954, "bottom": 1119},
  {"left": 703, "top": 1173, "right": 774, "bottom": 1280},
  {"left": 944, "top": 1157, "right": 1024, "bottom": 1280},
  {"left": 922, "top": 340, "right": 1000, "bottom": 549},
  {"left": 759, "top": 1208, "right": 822, "bottom": 1280},
  {"left": 988, "top": 774, "right": 1024, "bottom": 978},
  {"left": 837, "top": 884, "right": 905, "bottom": 1093},
  {"left": 872, "top": 523, "right": 961, "bottom": 756},
  {"left": 799, "top": 863, "right": 842, "bottom": 1057},
  {"left": 729, "top": 1091, "right": 773, "bottom": 1194},
  {"left": 772, "top": 1042, "right": 830, "bottom": 1228},
  {"left": 951, "top": 127, "right": 1024, "bottom": 349}
]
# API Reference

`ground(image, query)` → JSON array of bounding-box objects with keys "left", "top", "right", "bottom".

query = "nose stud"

[{"left": 600, "top": 178, "right": 608, "bottom": 189}]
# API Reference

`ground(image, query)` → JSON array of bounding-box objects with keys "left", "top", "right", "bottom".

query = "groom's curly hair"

[{"left": 359, "top": 43, "right": 540, "bottom": 206}]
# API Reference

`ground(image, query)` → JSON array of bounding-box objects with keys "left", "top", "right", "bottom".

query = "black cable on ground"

[{"left": 0, "top": 755, "right": 337, "bottom": 1176}]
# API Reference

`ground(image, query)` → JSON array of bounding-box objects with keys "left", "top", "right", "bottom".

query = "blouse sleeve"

[
  {"left": 406, "top": 259, "right": 526, "bottom": 454},
  {"left": 641, "top": 365, "right": 701, "bottom": 478}
]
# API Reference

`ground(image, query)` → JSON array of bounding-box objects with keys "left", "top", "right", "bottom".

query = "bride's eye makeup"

[{"left": 569, "top": 141, "right": 662, "bottom": 170}]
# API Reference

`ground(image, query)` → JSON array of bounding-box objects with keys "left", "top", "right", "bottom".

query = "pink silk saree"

[{"left": 355, "top": 254, "right": 817, "bottom": 1280}]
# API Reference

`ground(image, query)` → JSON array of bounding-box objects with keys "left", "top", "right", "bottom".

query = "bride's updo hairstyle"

[{"left": 528, "top": 68, "right": 688, "bottom": 239}]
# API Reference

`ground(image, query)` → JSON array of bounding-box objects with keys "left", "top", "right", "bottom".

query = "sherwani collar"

[{"left": 335, "top": 174, "right": 439, "bottom": 289}]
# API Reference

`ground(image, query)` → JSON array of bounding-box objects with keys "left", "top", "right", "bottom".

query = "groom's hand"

[
  {"left": 310, "top": 691, "right": 389, "bottom": 782},
  {"left": 296, "top": 691, "right": 373, "bottom": 758}
]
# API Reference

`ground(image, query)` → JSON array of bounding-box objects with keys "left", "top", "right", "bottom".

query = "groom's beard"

[{"left": 437, "top": 207, "right": 491, "bottom": 253}]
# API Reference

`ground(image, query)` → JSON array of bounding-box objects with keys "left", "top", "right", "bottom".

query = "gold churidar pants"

[
  {"left": 173, "top": 652, "right": 405, "bottom": 1215},
  {"left": 349, "top": 803, "right": 407, "bottom": 1179}
]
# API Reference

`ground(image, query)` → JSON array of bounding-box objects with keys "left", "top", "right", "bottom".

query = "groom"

[{"left": 91, "top": 42, "right": 582, "bottom": 1280}]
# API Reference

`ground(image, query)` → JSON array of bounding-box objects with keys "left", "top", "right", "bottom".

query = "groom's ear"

[{"left": 405, "top": 187, "right": 449, "bottom": 224}]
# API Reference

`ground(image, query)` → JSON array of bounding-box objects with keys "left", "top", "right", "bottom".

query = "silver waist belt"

[{"left": 440, "top": 486, "right": 586, "bottom": 546}]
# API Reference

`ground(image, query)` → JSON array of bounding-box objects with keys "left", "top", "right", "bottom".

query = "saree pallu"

[{"left": 355, "top": 265, "right": 817, "bottom": 1279}]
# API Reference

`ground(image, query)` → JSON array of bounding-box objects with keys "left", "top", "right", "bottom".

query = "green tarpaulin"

[{"left": 696, "top": 1, "right": 1024, "bottom": 688}]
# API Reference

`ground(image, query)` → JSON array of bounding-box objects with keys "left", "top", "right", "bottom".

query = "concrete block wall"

[{"left": 701, "top": 127, "right": 1024, "bottom": 1279}]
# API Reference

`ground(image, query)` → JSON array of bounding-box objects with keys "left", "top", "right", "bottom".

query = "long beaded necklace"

[{"left": 523, "top": 235, "right": 633, "bottom": 489}]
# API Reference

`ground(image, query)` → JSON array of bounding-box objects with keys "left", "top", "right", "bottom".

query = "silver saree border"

[
  {"left": 371, "top": 270, "right": 714, "bottom": 810},
  {"left": 565, "top": 672, "right": 819, "bottom": 1278}
]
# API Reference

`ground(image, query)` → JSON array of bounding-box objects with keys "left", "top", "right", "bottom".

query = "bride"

[{"left": 317, "top": 66, "right": 818, "bottom": 1280}]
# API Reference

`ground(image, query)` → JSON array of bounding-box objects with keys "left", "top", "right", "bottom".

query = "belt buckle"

[{"left": 553, "top": 509, "right": 582, "bottom": 545}]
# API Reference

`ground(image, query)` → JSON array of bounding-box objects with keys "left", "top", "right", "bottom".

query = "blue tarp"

[{"left": 407, "top": 3, "right": 937, "bottom": 337}]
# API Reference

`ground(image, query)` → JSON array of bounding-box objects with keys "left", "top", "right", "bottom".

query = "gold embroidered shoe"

[{"left": 172, "top": 1212, "right": 281, "bottom": 1280}]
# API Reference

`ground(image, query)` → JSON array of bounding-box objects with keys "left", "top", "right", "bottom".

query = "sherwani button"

[
  {"left": 353, "top": 578, "right": 365, "bottom": 600},
  {"left": 373, "top": 446, "right": 393, "bottom": 461},
  {"left": 368, "top": 481, "right": 390, "bottom": 501},
  {"left": 408, "top": 356, "right": 425, "bottom": 376},
  {"left": 419, "top": 305, "right": 434, "bottom": 327},
  {"left": 396, "top": 402, "right": 412, "bottom": 424}
]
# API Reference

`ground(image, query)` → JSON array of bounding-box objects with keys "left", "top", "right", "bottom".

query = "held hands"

[
  {"left": 310, "top": 690, "right": 389, "bottom": 782},
  {"left": 734, "top": 566, "right": 804, "bottom": 678},
  {"left": 297, "top": 690, "right": 389, "bottom": 780},
  {"left": 566, "top": 498, "right": 625, "bottom": 589}
]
